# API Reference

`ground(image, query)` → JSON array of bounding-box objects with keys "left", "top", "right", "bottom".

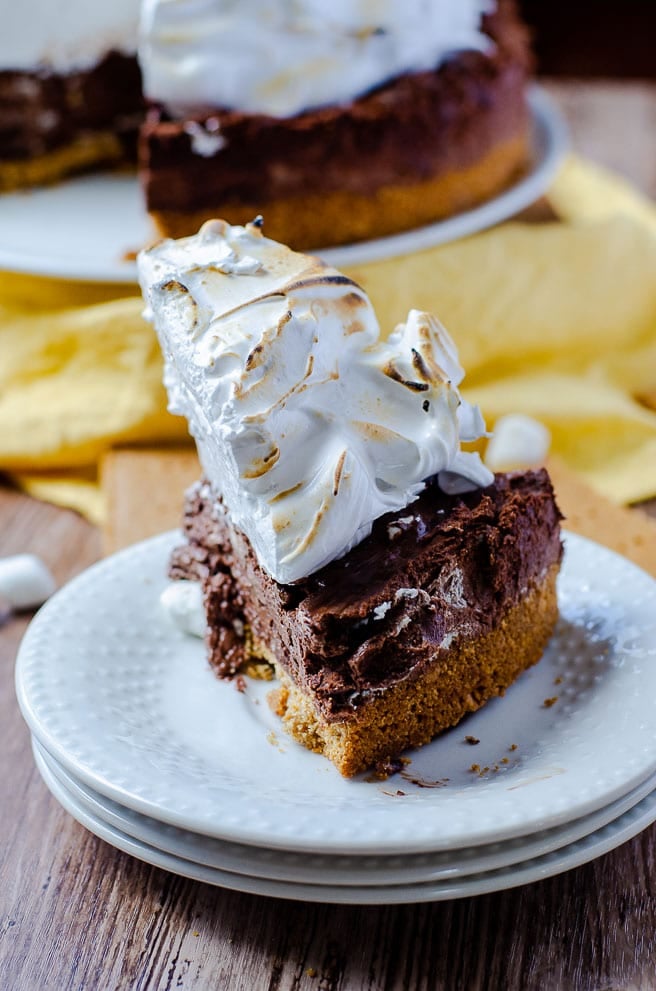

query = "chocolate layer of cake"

[
  {"left": 171, "top": 469, "right": 562, "bottom": 723},
  {"left": 140, "top": 0, "right": 532, "bottom": 247},
  {"left": 0, "top": 51, "right": 142, "bottom": 189}
]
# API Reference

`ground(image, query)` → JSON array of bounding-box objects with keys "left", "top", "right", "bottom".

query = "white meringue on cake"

[
  {"left": 2, "top": 0, "right": 139, "bottom": 71},
  {"left": 138, "top": 219, "right": 493, "bottom": 584},
  {"left": 139, "top": 0, "right": 494, "bottom": 117}
]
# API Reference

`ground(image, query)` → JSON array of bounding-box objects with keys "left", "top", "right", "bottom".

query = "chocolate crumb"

[
  {"left": 554, "top": 676, "right": 563, "bottom": 685},
  {"left": 509, "top": 744, "right": 518, "bottom": 751},
  {"left": 470, "top": 763, "right": 481, "bottom": 773},
  {"left": 370, "top": 755, "right": 408, "bottom": 780},
  {"left": 501, "top": 757, "right": 509, "bottom": 764},
  {"left": 400, "top": 771, "right": 449, "bottom": 788},
  {"left": 543, "top": 696, "right": 558, "bottom": 708},
  {"left": 464, "top": 735, "right": 480, "bottom": 745}
]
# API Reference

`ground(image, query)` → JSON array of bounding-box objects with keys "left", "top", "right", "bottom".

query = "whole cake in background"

[
  {"left": 0, "top": 0, "right": 142, "bottom": 190},
  {"left": 139, "top": 0, "right": 533, "bottom": 247},
  {"left": 138, "top": 218, "right": 562, "bottom": 777},
  {"left": 1, "top": 0, "right": 533, "bottom": 251}
]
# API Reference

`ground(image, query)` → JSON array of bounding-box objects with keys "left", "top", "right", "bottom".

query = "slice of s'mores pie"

[{"left": 139, "top": 219, "right": 562, "bottom": 776}]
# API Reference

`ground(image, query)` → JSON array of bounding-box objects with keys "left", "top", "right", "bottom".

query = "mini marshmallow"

[
  {"left": 160, "top": 581, "right": 205, "bottom": 638},
  {"left": 485, "top": 414, "right": 551, "bottom": 472},
  {"left": 0, "top": 554, "right": 56, "bottom": 610}
]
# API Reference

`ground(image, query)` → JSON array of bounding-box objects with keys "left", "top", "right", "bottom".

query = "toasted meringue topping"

[
  {"left": 139, "top": 0, "right": 494, "bottom": 118},
  {"left": 138, "top": 219, "right": 493, "bottom": 583}
]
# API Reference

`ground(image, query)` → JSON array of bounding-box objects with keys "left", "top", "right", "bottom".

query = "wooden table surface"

[{"left": 2, "top": 81, "right": 656, "bottom": 991}]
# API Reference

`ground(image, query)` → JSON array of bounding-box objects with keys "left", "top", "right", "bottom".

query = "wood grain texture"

[
  {"left": 544, "top": 80, "right": 656, "bottom": 197},
  {"left": 3, "top": 81, "right": 656, "bottom": 991},
  {"left": 547, "top": 457, "right": 656, "bottom": 578},
  {"left": 101, "top": 447, "right": 199, "bottom": 554}
]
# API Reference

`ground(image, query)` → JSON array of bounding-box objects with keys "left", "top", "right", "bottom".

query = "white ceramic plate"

[
  {"left": 0, "top": 87, "right": 566, "bottom": 283},
  {"left": 34, "top": 738, "right": 656, "bottom": 888},
  {"left": 16, "top": 529, "right": 656, "bottom": 855},
  {"left": 33, "top": 743, "right": 656, "bottom": 905}
]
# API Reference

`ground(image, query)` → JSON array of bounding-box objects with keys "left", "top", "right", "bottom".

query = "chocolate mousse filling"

[
  {"left": 171, "top": 468, "right": 563, "bottom": 723},
  {"left": 0, "top": 51, "right": 142, "bottom": 188}
]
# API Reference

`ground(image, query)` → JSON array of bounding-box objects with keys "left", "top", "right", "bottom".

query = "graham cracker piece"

[
  {"left": 101, "top": 446, "right": 200, "bottom": 555},
  {"left": 547, "top": 456, "right": 656, "bottom": 579}
]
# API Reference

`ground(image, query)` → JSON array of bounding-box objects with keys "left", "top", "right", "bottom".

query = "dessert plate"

[
  {"left": 16, "top": 529, "right": 656, "bottom": 855},
  {"left": 0, "top": 87, "right": 566, "bottom": 283},
  {"left": 34, "top": 737, "right": 656, "bottom": 888},
  {"left": 33, "top": 742, "right": 656, "bottom": 905}
]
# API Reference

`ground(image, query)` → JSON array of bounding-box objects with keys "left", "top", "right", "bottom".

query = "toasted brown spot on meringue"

[
  {"left": 242, "top": 445, "right": 280, "bottom": 478},
  {"left": 383, "top": 360, "right": 429, "bottom": 392},
  {"left": 158, "top": 278, "right": 189, "bottom": 294},
  {"left": 269, "top": 481, "right": 303, "bottom": 504},
  {"left": 352, "top": 421, "right": 404, "bottom": 443},
  {"left": 333, "top": 450, "right": 347, "bottom": 496},
  {"left": 285, "top": 496, "right": 331, "bottom": 560},
  {"left": 411, "top": 344, "right": 449, "bottom": 385}
]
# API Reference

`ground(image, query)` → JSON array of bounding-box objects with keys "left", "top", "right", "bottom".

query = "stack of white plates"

[{"left": 16, "top": 530, "right": 656, "bottom": 905}]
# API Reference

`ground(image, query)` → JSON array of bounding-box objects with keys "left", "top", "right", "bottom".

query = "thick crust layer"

[
  {"left": 149, "top": 134, "right": 529, "bottom": 249},
  {"left": 0, "top": 133, "right": 129, "bottom": 192},
  {"left": 267, "top": 563, "right": 559, "bottom": 777}
]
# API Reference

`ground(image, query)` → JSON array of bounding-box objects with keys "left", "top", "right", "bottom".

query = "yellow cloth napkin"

[{"left": 2, "top": 154, "right": 656, "bottom": 523}]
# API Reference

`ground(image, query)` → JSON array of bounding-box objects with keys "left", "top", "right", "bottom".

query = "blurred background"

[{"left": 521, "top": 0, "right": 655, "bottom": 77}]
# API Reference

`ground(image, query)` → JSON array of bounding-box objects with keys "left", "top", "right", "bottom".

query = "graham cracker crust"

[
  {"left": 267, "top": 562, "right": 559, "bottom": 777},
  {"left": 149, "top": 135, "right": 530, "bottom": 250},
  {"left": 0, "top": 133, "right": 131, "bottom": 192}
]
